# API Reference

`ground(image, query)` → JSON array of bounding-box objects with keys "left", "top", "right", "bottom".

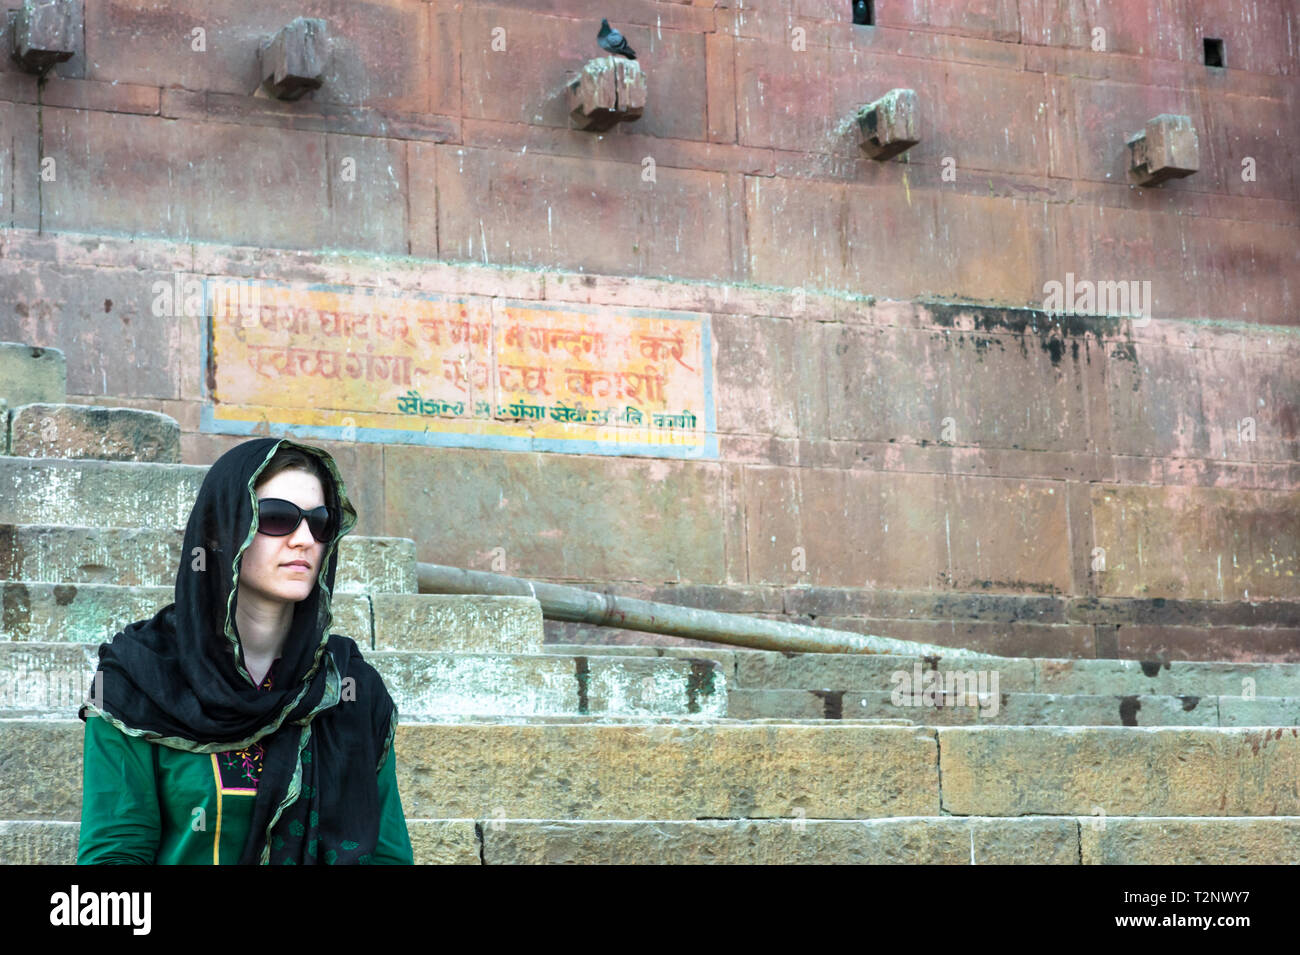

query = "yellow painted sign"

[{"left": 202, "top": 279, "right": 716, "bottom": 458}]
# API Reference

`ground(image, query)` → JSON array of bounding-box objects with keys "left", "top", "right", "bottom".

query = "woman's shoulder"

[{"left": 326, "top": 632, "right": 375, "bottom": 672}]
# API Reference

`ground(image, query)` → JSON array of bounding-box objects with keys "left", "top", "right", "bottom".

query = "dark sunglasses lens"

[
  {"left": 306, "top": 507, "right": 336, "bottom": 542},
  {"left": 258, "top": 499, "right": 301, "bottom": 536},
  {"left": 258, "top": 499, "right": 335, "bottom": 541}
]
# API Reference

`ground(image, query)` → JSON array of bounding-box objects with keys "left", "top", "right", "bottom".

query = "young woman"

[{"left": 77, "top": 437, "right": 413, "bottom": 864}]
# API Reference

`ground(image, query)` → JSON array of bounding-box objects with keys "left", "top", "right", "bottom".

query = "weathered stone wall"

[{"left": 0, "top": 1, "right": 1296, "bottom": 661}]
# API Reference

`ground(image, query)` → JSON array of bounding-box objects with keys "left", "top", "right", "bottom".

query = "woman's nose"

[{"left": 289, "top": 518, "right": 316, "bottom": 546}]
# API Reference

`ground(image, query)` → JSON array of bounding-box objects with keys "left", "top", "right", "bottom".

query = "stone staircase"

[{"left": 1, "top": 340, "right": 1298, "bottom": 864}]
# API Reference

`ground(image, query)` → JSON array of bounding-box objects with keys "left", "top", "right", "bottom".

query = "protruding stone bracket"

[
  {"left": 856, "top": 88, "right": 920, "bottom": 160},
  {"left": 567, "top": 56, "right": 646, "bottom": 131},
  {"left": 1126, "top": 114, "right": 1199, "bottom": 186},
  {"left": 9, "top": 0, "right": 76, "bottom": 75},
  {"left": 259, "top": 17, "right": 330, "bottom": 101}
]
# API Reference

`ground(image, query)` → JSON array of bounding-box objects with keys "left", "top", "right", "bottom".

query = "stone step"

[
  {"left": 0, "top": 456, "right": 223, "bottom": 528},
  {"left": 8, "top": 402, "right": 180, "bottom": 462},
  {"left": 548, "top": 642, "right": 1300, "bottom": 699},
  {"left": 727, "top": 688, "right": 1300, "bottom": 726},
  {"left": 0, "top": 644, "right": 725, "bottom": 720},
  {"left": 372, "top": 594, "right": 543, "bottom": 653},
  {"left": 0, "top": 580, "right": 374, "bottom": 648},
  {"left": 6, "top": 816, "right": 1298, "bottom": 864},
  {"left": 7, "top": 720, "right": 1299, "bottom": 822},
  {"left": 721, "top": 646, "right": 1300, "bottom": 697},
  {"left": 1034, "top": 657, "right": 1300, "bottom": 697},
  {"left": 0, "top": 342, "right": 67, "bottom": 409},
  {"left": 0, "top": 582, "right": 543, "bottom": 654},
  {"left": 372, "top": 651, "right": 725, "bottom": 720},
  {"left": 0, "top": 524, "right": 417, "bottom": 593}
]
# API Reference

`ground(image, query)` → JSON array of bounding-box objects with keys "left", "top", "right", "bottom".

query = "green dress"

[{"left": 77, "top": 661, "right": 414, "bottom": 865}]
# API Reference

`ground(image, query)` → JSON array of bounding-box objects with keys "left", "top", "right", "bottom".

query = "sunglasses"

[{"left": 256, "top": 497, "right": 337, "bottom": 543}]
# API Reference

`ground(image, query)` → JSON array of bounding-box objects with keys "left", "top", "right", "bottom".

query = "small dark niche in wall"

[
  {"left": 852, "top": 0, "right": 874, "bottom": 26},
  {"left": 1203, "top": 37, "right": 1225, "bottom": 68}
]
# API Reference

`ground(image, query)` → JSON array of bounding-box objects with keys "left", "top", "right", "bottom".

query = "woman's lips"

[{"left": 282, "top": 561, "right": 310, "bottom": 571}]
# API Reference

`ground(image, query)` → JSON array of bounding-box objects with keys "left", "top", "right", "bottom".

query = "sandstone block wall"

[{"left": 1, "top": 0, "right": 1296, "bottom": 660}]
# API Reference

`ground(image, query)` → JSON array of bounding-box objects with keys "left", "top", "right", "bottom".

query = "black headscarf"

[{"left": 79, "top": 437, "right": 398, "bottom": 865}]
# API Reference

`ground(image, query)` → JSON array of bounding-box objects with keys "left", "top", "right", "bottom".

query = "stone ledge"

[
  {"left": 9, "top": 402, "right": 180, "bottom": 462},
  {"left": 7, "top": 817, "right": 1300, "bottom": 864},
  {"left": 939, "top": 725, "right": 1300, "bottom": 816}
]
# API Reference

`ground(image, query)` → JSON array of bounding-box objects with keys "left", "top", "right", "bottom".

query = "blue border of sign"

[{"left": 198, "top": 277, "right": 718, "bottom": 460}]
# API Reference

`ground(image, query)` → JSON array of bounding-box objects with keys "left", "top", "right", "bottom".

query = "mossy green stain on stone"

[
  {"left": 574, "top": 656, "right": 590, "bottom": 715},
  {"left": 685, "top": 660, "right": 717, "bottom": 714}
]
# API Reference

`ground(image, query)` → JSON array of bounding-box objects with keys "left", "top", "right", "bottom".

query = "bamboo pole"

[{"left": 416, "top": 562, "right": 988, "bottom": 659}]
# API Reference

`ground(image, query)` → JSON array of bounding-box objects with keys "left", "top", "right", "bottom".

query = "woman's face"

[{"left": 239, "top": 468, "right": 328, "bottom": 605}]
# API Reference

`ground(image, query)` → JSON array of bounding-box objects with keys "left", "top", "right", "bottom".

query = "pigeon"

[{"left": 597, "top": 18, "right": 637, "bottom": 59}]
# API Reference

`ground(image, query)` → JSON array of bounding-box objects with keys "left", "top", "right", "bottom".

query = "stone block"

[
  {"left": 373, "top": 594, "right": 544, "bottom": 654},
  {"left": 939, "top": 726, "right": 1300, "bottom": 816},
  {"left": 745, "top": 175, "right": 1051, "bottom": 303},
  {"left": 391, "top": 721, "right": 940, "bottom": 819},
  {"left": 336, "top": 537, "right": 417, "bottom": 594},
  {"left": 425, "top": 143, "right": 738, "bottom": 281},
  {"left": 260, "top": 17, "right": 330, "bottom": 101},
  {"left": 9, "top": 402, "right": 180, "bottom": 462},
  {"left": 567, "top": 56, "right": 646, "bottom": 131},
  {"left": 545, "top": 642, "right": 737, "bottom": 683},
  {"left": 0, "top": 821, "right": 80, "bottom": 863},
  {"left": 407, "top": 819, "right": 481, "bottom": 865},
  {"left": 383, "top": 443, "right": 726, "bottom": 583},
  {"left": 727, "top": 689, "right": 1219, "bottom": 726},
  {"left": 1217, "top": 695, "right": 1300, "bottom": 726},
  {"left": 9, "top": 0, "right": 76, "bottom": 74},
  {"left": 731, "top": 648, "right": 1035, "bottom": 692},
  {"left": 1036, "top": 657, "right": 1300, "bottom": 698},
  {"left": 1126, "top": 114, "right": 1198, "bottom": 186},
  {"left": 1090, "top": 484, "right": 1300, "bottom": 601},
  {"left": 856, "top": 88, "right": 919, "bottom": 160},
  {"left": 0, "top": 342, "right": 66, "bottom": 408},
  {"left": 481, "top": 816, "right": 1078, "bottom": 864},
  {"left": 1080, "top": 817, "right": 1300, "bottom": 865},
  {"left": 367, "top": 650, "right": 726, "bottom": 720}
]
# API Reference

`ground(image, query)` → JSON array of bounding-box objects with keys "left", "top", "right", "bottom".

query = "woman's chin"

[
  {"left": 259, "top": 583, "right": 315, "bottom": 604},
  {"left": 282, "top": 585, "right": 315, "bottom": 603}
]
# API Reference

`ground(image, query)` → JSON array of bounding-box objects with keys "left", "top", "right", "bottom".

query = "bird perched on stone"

[{"left": 597, "top": 18, "right": 637, "bottom": 59}]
